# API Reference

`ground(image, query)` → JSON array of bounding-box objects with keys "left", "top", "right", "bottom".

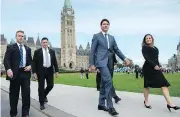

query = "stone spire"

[
  {"left": 36, "top": 33, "right": 41, "bottom": 47},
  {"left": 86, "top": 42, "right": 90, "bottom": 50}
]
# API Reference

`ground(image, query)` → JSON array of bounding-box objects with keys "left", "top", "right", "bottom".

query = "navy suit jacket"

[{"left": 4, "top": 43, "right": 32, "bottom": 80}]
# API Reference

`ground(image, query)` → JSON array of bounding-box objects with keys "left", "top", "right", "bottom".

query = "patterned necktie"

[
  {"left": 105, "top": 34, "right": 109, "bottom": 49},
  {"left": 45, "top": 48, "right": 50, "bottom": 67},
  {"left": 19, "top": 44, "right": 23, "bottom": 67}
]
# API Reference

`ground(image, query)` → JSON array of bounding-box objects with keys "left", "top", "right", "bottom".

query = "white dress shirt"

[
  {"left": 42, "top": 47, "right": 51, "bottom": 67},
  {"left": 17, "top": 43, "right": 26, "bottom": 67},
  {"left": 102, "top": 31, "right": 109, "bottom": 49}
]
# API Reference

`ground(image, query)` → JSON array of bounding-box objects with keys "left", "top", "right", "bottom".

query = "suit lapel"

[
  {"left": 48, "top": 48, "right": 53, "bottom": 64},
  {"left": 14, "top": 43, "right": 20, "bottom": 53}
]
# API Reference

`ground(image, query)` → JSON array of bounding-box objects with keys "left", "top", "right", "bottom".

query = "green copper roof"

[{"left": 64, "top": 0, "right": 72, "bottom": 9}]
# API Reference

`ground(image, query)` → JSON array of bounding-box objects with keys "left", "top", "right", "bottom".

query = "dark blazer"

[
  {"left": 90, "top": 32, "right": 126, "bottom": 67},
  {"left": 32, "top": 48, "right": 59, "bottom": 75},
  {"left": 142, "top": 45, "right": 160, "bottom": 72},
  {"left": 4, "top": 43, "right": 32, "bottom": 80}
]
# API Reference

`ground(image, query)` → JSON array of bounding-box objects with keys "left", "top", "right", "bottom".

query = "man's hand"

[
  {"left": 89, "top": 65, "right": 96, "bottom": 72},
  {"left": 7, "top": 69, "right": 13, "bottom": 78},
  {"left": 154, "top": 65, "right": 160, "bottom": 70},
  {"left": 124, "top": 58, "right": 131, "bottom": 66},
  {"left": 55, "top": 72, "right": 59, "bottom": 78},
  {"left": 33, "top": 73, "right": 37, "bottom": 80},
  {"left": 24, "top": 65, "right": 31, "bottom": 71}
]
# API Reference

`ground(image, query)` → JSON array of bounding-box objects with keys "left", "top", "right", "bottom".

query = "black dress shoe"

[
  {"left": 44, "top": 97, "right": 48, "bottom": 103},
  {"left": 98, "top": 105, "right": 109, "bottom": 111},
  {"left": 114, "top": 96, "right": 121, "bottom": 103},
  {"left": 144, "top": 101, "right": 152, "bottom": 109},
  {"left": 109, "top": 108, "right": 119, "bottom": 115},
  {"left": 40, "top": 104, "right": 45, "bottom": 110},
  {"left": 167, "top": 104, "right": 180, "bottom": 112}
]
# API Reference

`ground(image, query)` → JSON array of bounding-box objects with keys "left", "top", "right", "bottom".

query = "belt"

[{"left": 43, "top": 67, "right": 50, "bottom": 69}]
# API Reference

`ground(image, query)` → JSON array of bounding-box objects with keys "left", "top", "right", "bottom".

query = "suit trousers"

[
  {"left": 37, "top": 68, "right": 54, "bottom": 105},
  {"left": 98, "top": 66, "right": 114, "bottom": 109},
  {"left": 108, "top": 69, "right": 117, "bottom": 98},
  {"left": 9, "top": 68, "right": 30, "bottom": 116}
]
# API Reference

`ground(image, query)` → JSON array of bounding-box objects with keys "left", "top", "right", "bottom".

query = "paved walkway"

[
  {"left": 1, "top": 78, "right": 180, "bottom": 117},
  {"left": 1, "top": 89, "right": 48, "bottom": 117}
]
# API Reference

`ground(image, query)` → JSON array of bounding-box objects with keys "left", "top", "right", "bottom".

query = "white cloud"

[{"left": 75, "top": 16, "right": 180, "bottom": 35}]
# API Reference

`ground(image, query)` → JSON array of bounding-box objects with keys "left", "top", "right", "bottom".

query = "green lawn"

[{"left": 54, "top": 72, "right": 180, "bottom": 97}]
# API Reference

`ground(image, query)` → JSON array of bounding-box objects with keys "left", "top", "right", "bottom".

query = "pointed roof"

[
  {"left": 27, "top": 37, "right": 35, "bottom": 47},
  {"left": 64, "top": 0, "right": 72, "bottom": 9},
  {"left": 10, "top": 38, "right": 15, "bottom": 45},
  {"left": 86, "top": 42, "right": 90, "bottom": 50},
  {"left": 36, "top": 34, "right": 41, "bottom": 46},
  {"left": 79, "top": 45, "right": 83, "bottom": 50}
]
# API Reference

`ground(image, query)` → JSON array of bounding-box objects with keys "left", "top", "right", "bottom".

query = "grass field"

[{"left": 54, "top": 72, "right": 180, "bottom": 97}]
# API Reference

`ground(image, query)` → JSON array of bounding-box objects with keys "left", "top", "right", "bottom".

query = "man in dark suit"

[
  {"left": 32, "top": 37, "right": 59, "bottom": 110},
  {"left": 135, "top": 67, "right": 139, "bottom": 79},
  {"left": 4, "top": 30, "right": 32, "bottom": 117},
  {"left": 89, "top": 19, "right": 130, "bottom": 115}
]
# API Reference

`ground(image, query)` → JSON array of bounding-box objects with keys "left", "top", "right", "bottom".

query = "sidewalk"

[
  {"left": 1, "top": 89, "right": 47, "bottom": 117},
  {"left": 1, "top": 78, "right": 180, "bottom": 117}
]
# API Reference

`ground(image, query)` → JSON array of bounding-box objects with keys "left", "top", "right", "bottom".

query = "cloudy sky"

[{"left": 1, "top": 0, "right": 180, "bottom": 66}]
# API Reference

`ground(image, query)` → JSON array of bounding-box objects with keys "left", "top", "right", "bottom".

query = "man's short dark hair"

[
  {"left": 41, "top": 37, "right": 48, "bottom": 41},
  {"left": 100, "top": 19, "right": 110, "bottom": 25},
  {"left": 16, "top": 30, "right": 24, "bottom": 36}
]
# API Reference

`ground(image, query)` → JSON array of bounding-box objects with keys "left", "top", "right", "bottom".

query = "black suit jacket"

[
  {"left": 32, "top": 48, "right": 59, "bottom": 75},
  {"left": 4, "top": 43, "right": 32, "bottom": 80}
]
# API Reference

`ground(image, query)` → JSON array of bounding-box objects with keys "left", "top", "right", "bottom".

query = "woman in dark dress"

[{"left": 142, "top": 34, "right": 180, "bottom": 111}]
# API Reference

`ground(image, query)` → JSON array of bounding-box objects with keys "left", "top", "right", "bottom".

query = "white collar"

[
  {"left": 17, "top": 42, "right": 23, "bottom": 46},
  {"left": 102, "top": 31, "right": 108, "bottom": 35},
  {"left": 42, "top": 47, "right": 49, "bottom": 51}
]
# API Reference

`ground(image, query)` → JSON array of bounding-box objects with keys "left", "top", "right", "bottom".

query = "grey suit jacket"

[{"left": 90, "top": 32, "right": 126, "bottom": 67}]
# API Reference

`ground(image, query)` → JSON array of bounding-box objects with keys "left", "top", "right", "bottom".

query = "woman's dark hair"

[{"left": 142, "top": 34, "right": 154, "bottom": 47}]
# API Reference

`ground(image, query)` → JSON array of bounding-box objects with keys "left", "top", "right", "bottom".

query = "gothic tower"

[{"left": 61, "top": 0, "right": 76, "bottom": 68}]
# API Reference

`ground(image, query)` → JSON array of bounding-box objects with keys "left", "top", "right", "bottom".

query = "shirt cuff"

[
  {"left": 7, "top": 69, "right": 12, "bottom": 72},
  {"left": 124, "top": 58, "right": 128, "bottom": 61}
]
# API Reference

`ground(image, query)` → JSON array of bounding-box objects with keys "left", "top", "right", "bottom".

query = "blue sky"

[{"left": 1, "top": 0, "right": 180, "bottom": 66}]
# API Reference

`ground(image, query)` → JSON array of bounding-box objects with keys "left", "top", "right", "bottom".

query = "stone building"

[
  {"left": 60, "top": 0, "right": 90, "bottom": 69},
  {"left": 0, "top": 34, "right": 8, "bottom": 66}
]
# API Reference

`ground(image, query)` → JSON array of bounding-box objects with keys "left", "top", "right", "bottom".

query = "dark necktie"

[
  {"left": 20, "top": 44, "right": 23, "bottom": 67},
  {"left": 105, "top": 34, "right": 109, "bottom": 49}
]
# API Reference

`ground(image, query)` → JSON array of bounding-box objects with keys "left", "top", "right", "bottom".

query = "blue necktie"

[{"left": 20, "top": 45, "right": 23, "bottom": 67}]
